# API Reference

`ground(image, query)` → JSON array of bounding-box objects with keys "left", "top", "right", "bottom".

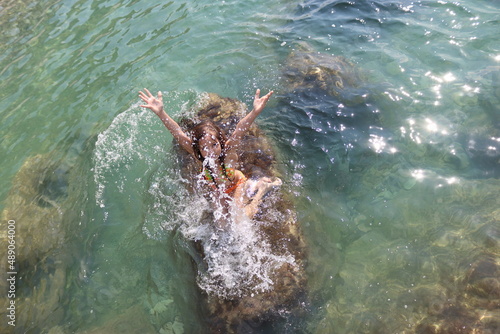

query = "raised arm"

[
  {"left": 225, "top": 89, "right": 273, "bottom": 153},
  {"left": 139, "top": 88, "right": 193, "bottom": 155}
]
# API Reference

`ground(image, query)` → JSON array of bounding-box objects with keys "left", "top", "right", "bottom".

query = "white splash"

[
  {"left": 190, "top": 201, "right": 295, "bottom": 299},
  {"left": 93, "top": 103, "right": 155, "bottom": 208}
]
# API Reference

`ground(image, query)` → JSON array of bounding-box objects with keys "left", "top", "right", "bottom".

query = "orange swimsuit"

[{"left": 202, "top": 166, "right": 246, "bottom": 194}]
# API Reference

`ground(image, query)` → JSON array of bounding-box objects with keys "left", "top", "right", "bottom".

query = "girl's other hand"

[{"left": 253, "top": 89, "right": 274, "bottom": 113}]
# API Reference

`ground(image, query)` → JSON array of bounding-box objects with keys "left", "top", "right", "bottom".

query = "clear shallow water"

[{"left": 1, "top": 0, "right": 499, "bottom": 333}]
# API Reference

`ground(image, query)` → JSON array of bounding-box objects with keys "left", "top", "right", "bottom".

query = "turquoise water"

[{"left": 1, "top": 0, "right": 499, "bottom": 333}]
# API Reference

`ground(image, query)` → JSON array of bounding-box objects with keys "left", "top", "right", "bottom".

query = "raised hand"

[
  {"left": 225, "top": 88, "right": 274, "bottom": 156},
  {"left": 253, "top": 89, "right": 274, "bottom": 114},
  {"left": 139, "top": 88, "right": 194, "bottom": 154},
  {"left": 139, "top": 88, "right": 163, "bottom": 115}
]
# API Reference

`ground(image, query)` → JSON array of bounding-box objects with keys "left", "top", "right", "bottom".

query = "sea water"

[{"left": 1, "top": 0, "right": 499, "bottom": 333}]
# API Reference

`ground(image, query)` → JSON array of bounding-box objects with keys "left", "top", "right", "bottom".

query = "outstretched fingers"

[
  {"left": 253, "top": 88, "right": 274, "bottom": 111},
  {"left": 262, "top": 90, "right": 273, "bottom": 101},
  {"left": 255, "top": 89, "right": 273, "bottom": 101},
  {"left": 138, "top": 89, "right": 149, "bottom": 101},
  {"left": 255, "top": 89, "right": 261, "bottom": 100},
  {"left": 139, "top": 88, "right": 162, "bottom": 103}
]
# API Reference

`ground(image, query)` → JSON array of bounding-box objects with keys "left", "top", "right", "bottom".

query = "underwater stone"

[
  {"left": 385, "top": 61, "right": 402, "bottom": 76},
  {"left": 403, "top": 177, "right": 417, "bottom": 190},
  {"left": 0, "top": 153, "right": 74, "bottom": 332},
  {"left": 464, "top": 254, "right": 500, "bottom": 300},
  {"left": 282, "top": 42, "right": 363, "bottom": 105},
  {"left": 328, "top": 165, "right": 500, "bottom": 333},
  {"left": 77, "top": 304, "right": 156, "bottom": 334},
  {"left": 452, "top": 90, "right": 479, "bottom": 107},
  {"left": 160, "top": 316, "right": 184, "bottom": 334},
  {"left": 443, "top": 144, "right": 470, "bottom": 170},
  {"left": 17, "top": 266, "right": 67, "bottom": 330},
  {"left": 197, "top": 92, "right": 248, "bottom": 122},
  {"left": 354, "top": 214, "right": 371, "bottom": 232},
  {"left": 0, "top": 154, "right": 68, "bottom": 266},
  {"left": 463, "top": 132, "right": 500, "bottom": 178},
  {"left": 47, "top": 326, "right": 65, "bottom": 334}
]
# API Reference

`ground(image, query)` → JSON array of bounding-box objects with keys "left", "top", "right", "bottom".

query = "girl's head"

[{"left": 191, "top": 120, "right": 227, "bottom": 162}]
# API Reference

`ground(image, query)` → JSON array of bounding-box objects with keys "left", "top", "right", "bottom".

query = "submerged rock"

[
  {"left": 75, "top": 304, "right": 156, "bottom": 334},
  {"left": 276, "top": 44, "right": 379, "bottom": 193},
  {"left": 282, "top": 43, "right": 364, "bottom": 105},
  {"left": 0, "top": 153, "right": 73, "bottom": 332},
  {"left": 463, "top": 254, "right": 500, "bottom": 302},
  {"left": 314, "top": 163, "right": 500, "bottom": 334},
  {"left": 0, "top": 154, "right": 69, "bottom": 265},
  {"left": 462, "top": 131, "right": 500, "bottom": 178},
  {"left": 175, "top": 93, "right": 308, "bottom": 333},
  {"left": 414, "top": 252, "right": 500, "bottom": 334}
]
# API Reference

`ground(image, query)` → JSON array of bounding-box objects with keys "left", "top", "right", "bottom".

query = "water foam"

[
  {"left": 93, "top": 102, "right": 158, "bottom": 208},
  {"left": 177, "top": 176, "right": 296, "bottom": 298},
  {"left": 191, "top": 205, "right": 296, "bottom": 299}
]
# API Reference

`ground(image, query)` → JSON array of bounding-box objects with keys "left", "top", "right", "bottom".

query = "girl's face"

[{"left": 199, "top": 132, "right": 221, "bottom": 159}]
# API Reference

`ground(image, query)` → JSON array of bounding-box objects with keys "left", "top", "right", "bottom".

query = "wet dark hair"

[{"left": 190, "top": 120, "right": 227, "bottom": 164}]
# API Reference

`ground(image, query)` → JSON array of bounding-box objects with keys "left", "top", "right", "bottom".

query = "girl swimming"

[{"left": 139, "top": 88, "right": 279, "bottom": 226}]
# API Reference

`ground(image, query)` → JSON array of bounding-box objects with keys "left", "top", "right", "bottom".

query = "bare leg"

[{"left": 233, "top": 177, "right": 282, "bottom": 219}]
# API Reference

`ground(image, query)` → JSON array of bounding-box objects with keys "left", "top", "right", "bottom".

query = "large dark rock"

[{"left": 175, "top": 93, "right": 308, "bottom": 333}]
